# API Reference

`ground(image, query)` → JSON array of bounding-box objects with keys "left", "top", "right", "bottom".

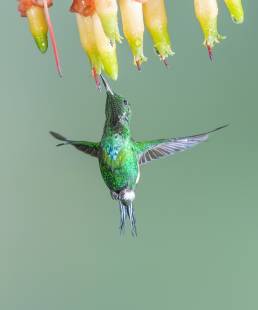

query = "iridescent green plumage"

[{"left": 50, "top": 75, "right": 227, "bottom": 235}]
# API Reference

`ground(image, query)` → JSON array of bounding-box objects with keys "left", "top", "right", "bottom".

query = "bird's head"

[{"left": 100, "top": 75, "right": 132, "bottom": 128}]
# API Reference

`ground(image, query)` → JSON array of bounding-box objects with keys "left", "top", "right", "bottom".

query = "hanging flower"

[
  {"left": 95, "top": 0, "right": 122, "bottom": 44},
  {"left": 75, "top": 13, "right": 102, "bottom": 87},
  {"left": 92, "top": 14, "right": 118, "bottom": 80},
  {"left": 194, "top": 0, "right": 225, "bottom": 60},
  {"left": 119, "top": 0, "right": 146, "bottom": 70},
  {"left": 18, "top": 0, "right": 247, "bottom": 81},
  {"left": 18, "top": 0, "right": 62, "bottom": 76},
  {"left": 143, "top": 0, "right": 174, "bottom": 66}
]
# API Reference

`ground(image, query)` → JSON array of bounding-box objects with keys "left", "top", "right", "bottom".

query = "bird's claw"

[{"left": 111, "top": 191, "right": 120, "bottom": 200}]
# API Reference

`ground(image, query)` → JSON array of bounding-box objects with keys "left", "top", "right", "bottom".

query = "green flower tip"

[
  {"left": 154, "top": 42, "right": 174, "bottom": 60},
  {"left": 100, "top": 52, "right": 118, "bottom": 81},
  {"left": 204, "top": 33, "right": 226, "bottom": 61},
  {"left": 224, "top": 0, "right": 244, "bottom": 24},
  {"left": 99, "top": 14, "right": 123, "bottom": 44},
  {"left": 127, "top": 37, "right": 147, "bottom": 70},
  {"left": 134, "top": 55, "right": 147, "bottom": 71},
  {"left": 203, "top": 32, "right": 226, "bottom": 49},
  {"left": 149, "top": 26, "right": 174, "bottom": 60},
  {"left": 230, "top": 11, "right": 244, "bottom": 24},
  {"left": 34, "top": 33, "right": 48, "bottom": 53}
]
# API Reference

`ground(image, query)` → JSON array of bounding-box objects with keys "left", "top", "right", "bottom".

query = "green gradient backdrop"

[{"left": 1, "top": 1, "right": 258, "bottom": 309}]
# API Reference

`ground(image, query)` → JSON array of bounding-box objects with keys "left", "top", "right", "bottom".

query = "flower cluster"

[
  {"left": 18, "top": 0, "right": 244, "bottom": 84},
  {"left": 70, "top": 0, "right": 173, "bottom": 86}
]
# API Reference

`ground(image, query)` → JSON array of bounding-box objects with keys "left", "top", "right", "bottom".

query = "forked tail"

[{"left": 119, "top": 202, "right": 137, "bottom": 237}]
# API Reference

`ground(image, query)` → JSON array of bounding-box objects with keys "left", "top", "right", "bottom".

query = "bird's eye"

[{"left": 123, "top": 100, "right": 128, "bottom": 106}]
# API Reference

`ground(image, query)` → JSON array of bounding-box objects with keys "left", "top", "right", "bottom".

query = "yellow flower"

[
  {"left": 76, "top": 13, "right": 102, "bottom": 87},
  {"left": 143, "top": 0, "right": 174, "bottom": 65},
  {"left": 194, "top": 0, "right": 225, "bottom": 60},
  {"left": 95, "top": 0, "right": 122, "bottom": 43},
  {"left": 92, "top": 13, "right": 118, "bottom": 80},
  {"left": 27, "top": 6, "right": 48, "bottom": 53},
  {"left": 119, "top": 0, "right": 147, "bottom": 70}
]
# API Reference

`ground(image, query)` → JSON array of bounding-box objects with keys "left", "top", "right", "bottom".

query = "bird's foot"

[{"left": 111, "top": 191, "right": 120, "bottom": 200}]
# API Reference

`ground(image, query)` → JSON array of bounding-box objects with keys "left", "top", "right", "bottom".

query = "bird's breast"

[
  {"left": 105, "top": 144, "right": 121, "bottom": 161},
  {"left": 99, "top": 142, "right": 139, "bottom": 191}
]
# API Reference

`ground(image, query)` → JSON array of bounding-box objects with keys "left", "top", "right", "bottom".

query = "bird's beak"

[{"left": 100, "top": 74, "right": 114, "bottom": 95}]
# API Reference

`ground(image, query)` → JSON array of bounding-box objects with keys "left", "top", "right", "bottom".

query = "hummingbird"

[{"left": 50, "top": 75, "right": 227, "bottom": 236}]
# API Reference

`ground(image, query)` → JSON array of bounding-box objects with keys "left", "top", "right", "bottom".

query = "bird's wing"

[
  {"left": 135, "top": 125, "right": 227, "bottom": 165},
  {"left": 50, "top": 131, "right": 99, "bottom": 158}
]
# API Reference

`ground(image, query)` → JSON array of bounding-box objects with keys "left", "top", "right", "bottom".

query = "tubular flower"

[
  {"left": 143, "top": 0, "right": 174, "bottom": 66},
  {"left": 75, "top": 13, "right": 102, "bottom": 87},
  {"left": 18, "top": 0, "right": 53, "bottom": 53},
  {"left": 71, "top": 0, "right": 118, "bottom": 86},
  {"left": 18, "top": 0, "right": 62, "bottom": 76},
  {"left": 95, "top": 0, "right": 122, "bottom": 44},
  {"left": 92, "top": 14, "right": 118, "bottom": 80},
  {"left": 224, "top": 0, "right": 244, "bottom": 24},
  {"left": 119, "top": 0, "right": 146, "bottom": 70},
  {"left": 194, "top": 0, "right": 225, "bottom": 60}
]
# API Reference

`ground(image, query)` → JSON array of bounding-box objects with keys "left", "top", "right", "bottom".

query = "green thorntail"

[{"left": 50, "top": 76, "right": 227, "bottom": 236}]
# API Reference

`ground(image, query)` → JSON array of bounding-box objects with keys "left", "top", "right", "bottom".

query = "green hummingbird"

[{"left": 50, "top": 75, "right": 227, "bottom": 236}]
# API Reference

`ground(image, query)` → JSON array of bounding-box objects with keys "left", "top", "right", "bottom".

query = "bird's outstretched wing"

[
  {"left": 135, "top": 125, "right": 228, "bottom": 165},
  {"left": 50, "top": 131, "right": 99, "bottom": 158}
]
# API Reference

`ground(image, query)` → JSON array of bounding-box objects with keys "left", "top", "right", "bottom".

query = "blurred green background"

[{"left": 1, "top": 1, "right": 258, "bottom": 309}]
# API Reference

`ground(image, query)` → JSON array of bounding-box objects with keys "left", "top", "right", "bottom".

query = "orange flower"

[
  {"left": 18, "top": 0, "right": 53, "bottom": 17},
  {"left": 70, "top": 0, "right": 96, "bottom": 17}
]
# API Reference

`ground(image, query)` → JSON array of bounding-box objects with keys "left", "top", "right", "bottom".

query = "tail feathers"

[
  {"left": 49, "top": 131, "right": 70, "bottom": 147},
  {"left": 119, "top": 202, "right": 137, "bottom": 237},
  {"left": 205, "top": 124, "right": 229, "bottom": 135}
]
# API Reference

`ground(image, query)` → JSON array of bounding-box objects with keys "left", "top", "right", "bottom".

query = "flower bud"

[
  {"left": 18, "top": 0, "right": 61, "bottom": 76},
  {"left": 224, "top": 0, "right": 244, "bottom": 24},
  {"left": 26, "top": 5, "right": 48, "bottom": 53}
]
